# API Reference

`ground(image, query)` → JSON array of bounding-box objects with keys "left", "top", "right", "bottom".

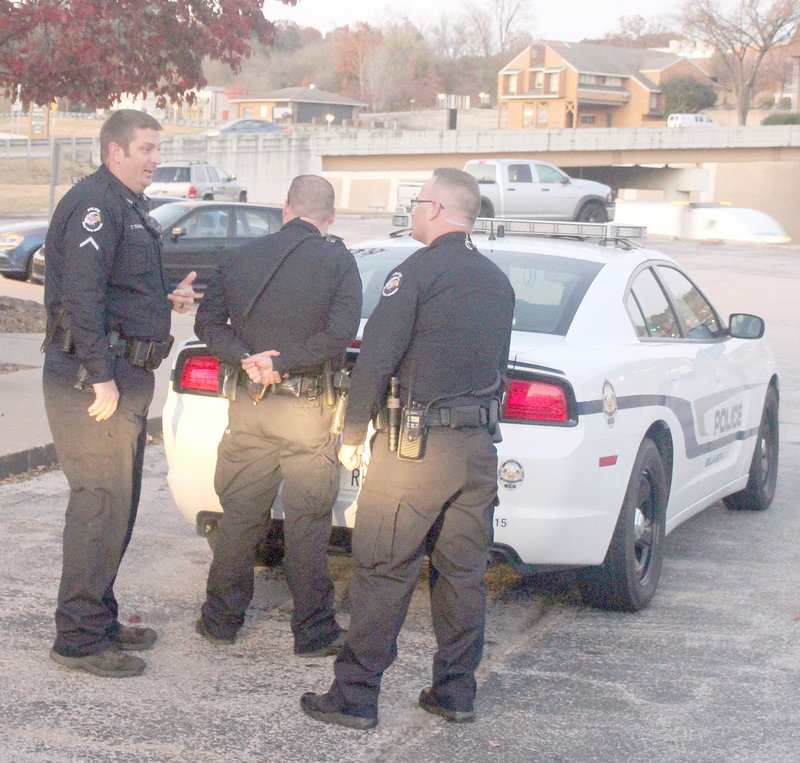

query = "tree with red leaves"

[{"left": 0, "top": 0, "right": 298, "bottom": 107}]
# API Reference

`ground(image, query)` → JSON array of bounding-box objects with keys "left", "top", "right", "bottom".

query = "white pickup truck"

[{"left": 464, "top": 159, "right": 615, "bottom": 222}]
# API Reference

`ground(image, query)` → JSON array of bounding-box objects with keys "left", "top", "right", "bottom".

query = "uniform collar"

[
  {"left": 282, "top": 217, "right": 323, "bottom": 236},
  {"left": 98, "top": 164, "right": 148, "bottom": 208},
  {"left": 428, "top": 231, "right": 476, "bottom": 252}
]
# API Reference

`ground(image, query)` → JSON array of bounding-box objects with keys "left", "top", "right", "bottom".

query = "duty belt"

[
  {"left": 50, "top": 326, "right": 173, "bottom": 371},
  {"left": 109, "top": 333, "right": 174, "bottom": 371},
  {"left": 237, "top": 369, "right": 322, "bottom": 400},
  {"left": 375, "top": 404, "right": 490, "bottom": 430}
]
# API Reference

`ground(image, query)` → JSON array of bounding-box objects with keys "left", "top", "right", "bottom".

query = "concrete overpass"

[{"left": 160, "top": 125, "right": 800, "bottom": 238}]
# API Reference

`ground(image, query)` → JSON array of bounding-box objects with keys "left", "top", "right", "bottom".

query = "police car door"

[{"left": 626, "top": 265, "right": 745, "bottom": 519}]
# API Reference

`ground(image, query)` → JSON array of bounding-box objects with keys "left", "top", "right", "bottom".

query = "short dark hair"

[
  {"left": 432, "top": 167, "right": 481, "bottom": 222},
  {"left": 286, "top": 175, "right": 335, "bottom": 223},
  {"left": 100, "top": 109, "right": 162, "bottom": 163}
]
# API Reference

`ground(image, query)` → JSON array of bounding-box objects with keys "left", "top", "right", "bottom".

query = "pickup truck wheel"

[
  {"left": 479, "top": 199, "right": 494, "bottom": 218},
  {"left": 578, "top": 438, "right": 667, "bottom": 611},
  {"left": 723, "top": 386, "right": 778, "bottom": 512},
  {"left": 577, "top": 202, "right": 607, "bottom": 223}
]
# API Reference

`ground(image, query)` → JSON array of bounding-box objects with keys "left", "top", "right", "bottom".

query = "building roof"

[
  {"left": 228, "top": 86, "right": 366, "bottom": 107},
  {"left": 501, "top": 41, "right": 710, "bottom": 95}
]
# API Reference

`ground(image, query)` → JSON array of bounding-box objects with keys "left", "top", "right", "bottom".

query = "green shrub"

[{"left": 761, "top": 112, "right": 800, "bottom": 125}]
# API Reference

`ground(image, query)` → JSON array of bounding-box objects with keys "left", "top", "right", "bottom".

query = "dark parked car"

[
  {"left": 32, "top": 201, "right": 283, "bottom": 290},
  {"left": 151, "top": 201, "right": 283, "bottom": 290},
  {"left": 0, "top": 219, "right": 48, "bottom": 281}
]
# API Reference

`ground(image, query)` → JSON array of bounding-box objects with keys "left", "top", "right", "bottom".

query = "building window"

[
  {"left": 506, "top": 74, "right": 518, "bottom": 95},
  {"left": 579, "top": 114, "right": 596, "bottom": 125},
  {"left": 579, "top": 74, "right": 597, "bottom": 85},
  {"left": 604, "top": 76, "right": 622, "bottom": 87},
  {"left": 538, "top": 103, "right": 549, "bottom": 123},
  {"left": 534, "top": 71, "right": 544, "bottom": 93},
  {"left": 548, "top": 73, "right": 559, "bottom": 95}
]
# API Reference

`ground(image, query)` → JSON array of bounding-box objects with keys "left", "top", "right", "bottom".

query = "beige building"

[{"left": 498, "top": 42, "right": 713, "bottom": 129}]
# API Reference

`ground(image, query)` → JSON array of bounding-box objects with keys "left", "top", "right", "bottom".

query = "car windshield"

[
  {"left": 150, "top": 203, "right": 194, "bottom": 229},
  {"left": 353, "top": 245, "right": 603, "bottom": 335}
]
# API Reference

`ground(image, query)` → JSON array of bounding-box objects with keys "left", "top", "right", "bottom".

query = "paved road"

[{"left": 0, "top": 230, "right": 798, "bottom": 761}]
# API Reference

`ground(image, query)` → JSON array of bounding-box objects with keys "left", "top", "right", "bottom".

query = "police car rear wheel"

[
  {"left": 723, "top": 385, "right": 779, "bottom": 512},
  {"left": 579, "top": 438, "right": 667, "bottom": 612}
]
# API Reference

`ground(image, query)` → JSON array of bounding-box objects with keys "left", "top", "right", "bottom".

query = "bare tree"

[
  {"left": 464, "top": 0, "right": 535, "bottom": 58},
  {"left": 682, "top": 0, "right": 800, "bottom": 124}
]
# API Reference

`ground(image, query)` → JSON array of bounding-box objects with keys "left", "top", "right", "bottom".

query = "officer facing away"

[
  {"left": 194, "top": 175, "right": 362, "bottom": 656},
  {"left": 301, "top": 168, "right": 515, "bottom": 729},
  {"left": 43, "top": 109, "right": 196, "bottom": 678}
]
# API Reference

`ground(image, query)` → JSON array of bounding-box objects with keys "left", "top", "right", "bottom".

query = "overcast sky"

[{"left": 265, "top": 0, "right": 680, "bottom": 42}]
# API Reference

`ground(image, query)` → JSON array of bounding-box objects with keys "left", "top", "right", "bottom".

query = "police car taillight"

[
  {"left": 502, "top": 377, "right": 576, "bottom": 425},
  {"left": 188, "top": 186, "right": 198, "bottom": 198},
  {"left": 179, "top": 355, "right": 220, "bottom": 393}
]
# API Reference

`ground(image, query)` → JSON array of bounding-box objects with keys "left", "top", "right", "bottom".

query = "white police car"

[{"left": 163, "top": 218, "right": 779, "bottom": 611}]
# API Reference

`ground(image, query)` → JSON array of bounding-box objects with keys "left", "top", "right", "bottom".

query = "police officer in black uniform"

[
  {"left": 194, "top": 175, "right": 362, "bottom": 656},
  {"left": 301, "top": 168, "right": 515, "bottom": 729},
  {"left": 43, "top": 109, "right": 196, "bottom": 678}
]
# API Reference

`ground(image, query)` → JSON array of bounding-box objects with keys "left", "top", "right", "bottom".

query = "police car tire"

[
  {"left": 723, "top": 385, "right": 779, "bottom": 512},
  {"left": 579, "top": 437, "right": 667, "bottom": 612}
]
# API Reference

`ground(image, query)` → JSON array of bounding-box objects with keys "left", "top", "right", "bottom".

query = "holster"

[{"left": 218, "top": 362, "right": 239, "bottom": 401}]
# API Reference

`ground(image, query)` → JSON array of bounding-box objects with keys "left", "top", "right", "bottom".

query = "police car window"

[
  {"left": 628, "top": 267, "right": 680, "bottom": 339},
  {"left": 495, "top": 251, "right": 601, "bottom": 334},
  {"left": 656, "top": 265, "right": 723, "bottom": 340}
]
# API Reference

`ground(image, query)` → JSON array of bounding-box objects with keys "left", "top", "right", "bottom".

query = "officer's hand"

[
  {"left": 338, "top": 443, "right": 364, "bottom": 472},
  {"left": 88, "top": 380, "right": 119, "bottom": 421},
  {"left": 242, "top": 350, "right": 281, "bottom": 386},
  {"left": 168, "top": 271, "right": 197, "bottom": 313}
]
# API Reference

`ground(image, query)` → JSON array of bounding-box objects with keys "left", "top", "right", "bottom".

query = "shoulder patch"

[
  {"left": 382, "top": 271, "right": 402, "bottom": 297},
  {"left": 82, "top": 207, "right": 103, "bottom": 233}
]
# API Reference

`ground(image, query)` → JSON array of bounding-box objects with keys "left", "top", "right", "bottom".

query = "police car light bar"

[
  {"left": 471, "top": 218, "right": 647, "bottom": 242},
  {"left": 391, "top": 210, "right": 646, "bottom": 243}
]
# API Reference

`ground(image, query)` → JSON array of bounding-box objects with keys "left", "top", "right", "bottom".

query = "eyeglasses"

[{"left": 410, "top": 198, "right": 444, "bottom": 211}]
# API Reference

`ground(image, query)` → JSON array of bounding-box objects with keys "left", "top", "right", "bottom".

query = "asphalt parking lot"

[{"left": 1, "top": 228, "right": 798, "bottom": 762}]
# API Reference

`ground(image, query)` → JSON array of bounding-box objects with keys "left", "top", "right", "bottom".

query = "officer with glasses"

[{"left": 301, "top": 167, "right": 515, "bottom": 729}]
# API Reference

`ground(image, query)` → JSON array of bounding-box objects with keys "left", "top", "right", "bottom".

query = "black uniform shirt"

[
  {"left": 195, "top": 218, "right": 362, "bottom": 374},
  {"left": 342, "top": 231, "right": 515, "bottom": 446},
  {"left": 43, "top": 165, "right": 170, "bottom": 383}
]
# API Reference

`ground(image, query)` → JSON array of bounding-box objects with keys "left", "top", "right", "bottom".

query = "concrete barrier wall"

[{"left": 158, "top": 130, "right": 799, "bottom": 239}]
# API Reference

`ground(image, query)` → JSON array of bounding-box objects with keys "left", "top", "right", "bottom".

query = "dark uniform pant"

[
  {"left": 202, "top": 390, "right": 342, "bottom": 651},
  {"left": 43, "top": 359, "right": 154, "bottom": 657},
  {"left": 327, "top": 426, "right": 498, "bottom": 719}
]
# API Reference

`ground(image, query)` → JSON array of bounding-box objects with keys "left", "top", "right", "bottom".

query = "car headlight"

[{"left": 0, "top": 233, "right": 24, "bottom": 250}]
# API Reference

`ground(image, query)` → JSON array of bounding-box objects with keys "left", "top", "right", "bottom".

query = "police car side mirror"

[
  {"left": 171, "top": 226, "right": 187, "bottom": 242},
  {"left": 728, "top": 313, "right": 764, "bottom": 339}
]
